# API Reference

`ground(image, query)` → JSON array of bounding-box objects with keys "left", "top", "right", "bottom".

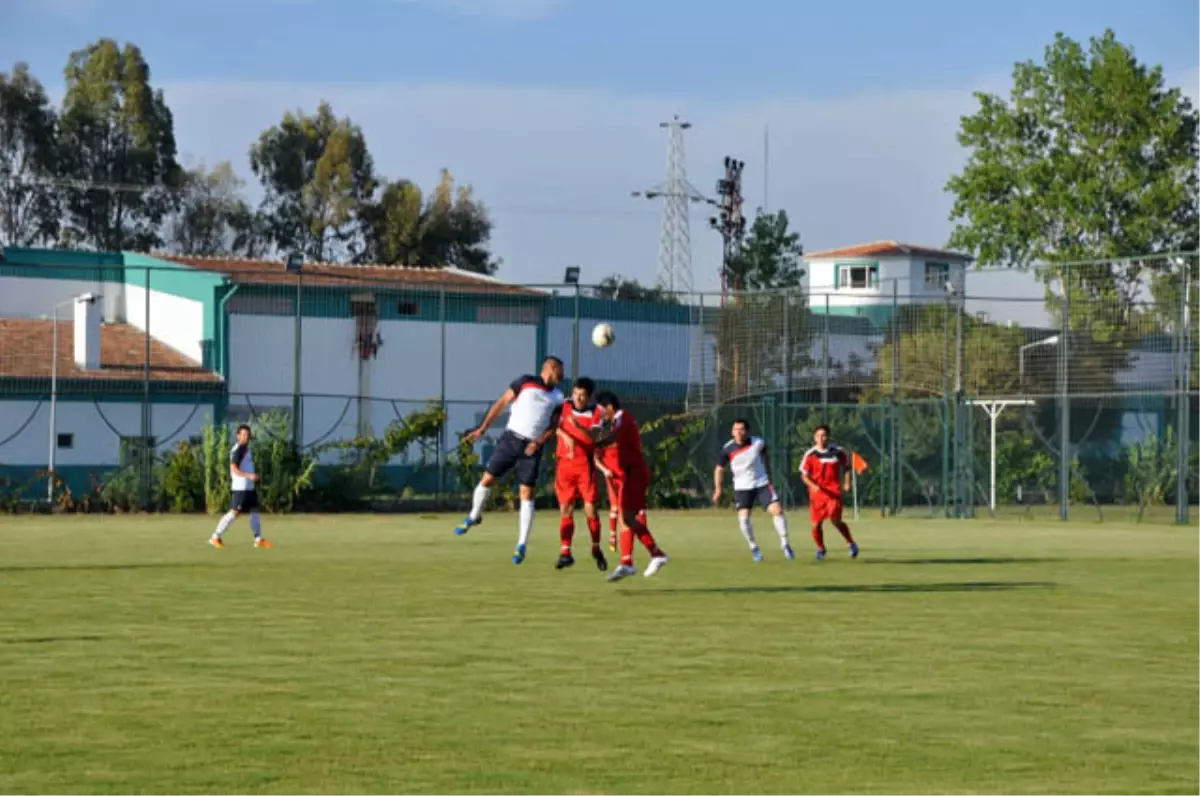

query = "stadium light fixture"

[{"left": 563, "top": 266, "right": 581, "bottom": 285}]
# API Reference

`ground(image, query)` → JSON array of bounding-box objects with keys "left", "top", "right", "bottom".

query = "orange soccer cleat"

[
  {"left": 209, "top": 537, "right": 224, "bottom": 549},
  {"left": 254, "top": 538, "right": 274, "bottom": 549}
]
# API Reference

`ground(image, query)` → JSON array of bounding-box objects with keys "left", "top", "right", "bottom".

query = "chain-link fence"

[{"left": 0, "top": 250, "right": 1195, "bottom": 522}]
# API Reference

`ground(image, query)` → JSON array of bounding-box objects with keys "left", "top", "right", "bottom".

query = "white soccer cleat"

[
  {"left": 644, "top": 555, "right": 669, "bottom": 577},
  {"left": 607, "top": 564, "right": 637, "bottom": 582}
]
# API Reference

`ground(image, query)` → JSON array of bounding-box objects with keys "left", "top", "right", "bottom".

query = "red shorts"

[
  {"left": 809, "top": 491, "right": 844, "bottom": 523},
  {"left": 555, "top": 466, "right": 598, "bottom": 506},
  {"left": 617, "top": 467, "right": 649, "bottom": 515}
]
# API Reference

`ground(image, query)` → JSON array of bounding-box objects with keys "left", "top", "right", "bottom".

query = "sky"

[{"left": 1, "top": 0, "right": 1198, "bottom": 318}]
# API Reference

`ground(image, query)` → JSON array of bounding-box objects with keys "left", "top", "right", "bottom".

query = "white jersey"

[
  {"left": 717, "top": 435, "right": 771, "bottom": 491},
  {"left": 230, "top": 442, "right": 255, "bottom": 492},
  {"left": 505, "top": 375, "right": 565, "bottom": 440}
]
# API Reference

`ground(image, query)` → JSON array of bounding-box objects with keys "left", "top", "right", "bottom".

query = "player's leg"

[
  {"left": 605, "top": 477, "right": 620, "bottom": 552},
  {"left": 555, "top": 473, "right": 578, "bottom": 570},
  {"left": 829, "top": 501, "right": 859, "bottom": 558},
  {"left": 456, "top": 433, "right": 516, "bottom": 535},
  {"left": 210, "top": 498, "right": 240, "bottom": 548},
  {"left": 764, "top": 487, "right": 793, "bottom": 560},
  {"left": 733, "top": 491, "right": 762, "bottom": 562},
  {"left": 579, "top": 471, "right": 607, "bottom": 571},
  {"left": 614, "top": 470, "right": 666, "bottom": 580},
  {"left": 810, "top": 498, "right": 827, "bottom": 560},
  {"left": 511, "top": 448, "right": 544, "bottom": 564},
  {"left": 242, "top": 491, "right": 272, "bottom": 548}
]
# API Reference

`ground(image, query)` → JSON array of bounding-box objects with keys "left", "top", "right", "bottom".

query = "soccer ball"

[{"left": 591, "top": 323, "right": 615, "bottom": 348}]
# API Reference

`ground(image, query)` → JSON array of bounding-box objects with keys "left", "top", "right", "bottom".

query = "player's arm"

[
  {"left": 527, "top": 404, "right": 564, "bottom": 454},
  {"left": 799, "top": 453, "right": 819, "bottom": 493},
  {"left": 555, "top": 427, "right": 575, "bottom": 457},
  {"left": 466, "top": 386, "right": 516, "bottom": 441},
  {"left": 229, "top": 445, "right": 257, "bottom": 483},
  {"left": 712, "top": 448, "right": 730, "bottom": 504}
]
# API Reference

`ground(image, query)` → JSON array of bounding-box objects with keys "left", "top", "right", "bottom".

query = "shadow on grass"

[
  {"left": 1, "top": 635, "right": 104, "bottom": 644},
  {"left": 0, "top": 563, "right": 214, "bottom": 574},
  {"left": 628, "top": 581, "right": 1057, "bottom": 596},
  {"left": 860, "top": 557, "right": 1066, "bottom": 565}
]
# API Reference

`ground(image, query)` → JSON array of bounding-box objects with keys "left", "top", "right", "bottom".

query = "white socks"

[
  {"left": 517, "top": 499, "right": 535, "bottom": 546},
  {"left": 738, "top": 515, "right": 759, "bottom": 549},
  {"left": 212, "top": 510, "right": 237, "bottom": 539},
  {"left": 773, "top": 513, "right": 790, "bottom": 546},
  {"left": 470, "top": 485, "right": 491, "bottom": 522},
  {"left": 249, "top": 511, "right": 262, "bottom": 539}
]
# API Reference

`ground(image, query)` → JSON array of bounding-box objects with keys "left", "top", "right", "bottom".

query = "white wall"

[
  {"left": 125, "top": 285, "right": 206, "bottom": 363},
  {"left": 0, "top": 399, "right": 212, "bottom": 466},
  {"left": 0, "top": 276, "right": 125, "bottom": 323},
  {"left": 805, "top": 256, "right": 967, "bottom": 311}
]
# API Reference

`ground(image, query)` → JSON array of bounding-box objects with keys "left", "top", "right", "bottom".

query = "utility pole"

[{"left": 709, "top": 155, "right": 747, "bottom": 304}]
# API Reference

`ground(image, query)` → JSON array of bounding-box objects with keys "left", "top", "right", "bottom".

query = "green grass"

[{"left": 0, "top": 512, "right": 1195, "bottom": 794}]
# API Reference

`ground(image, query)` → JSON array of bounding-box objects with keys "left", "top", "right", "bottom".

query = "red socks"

[
  {"left": 833, "top": 521, "right": 855, "bottom": 545},
  {"left": 559, "top": 516, "right": 574, "bottom": 553},
  {"left": 811, "top": 523, "right": 825, "bottom": 551},
  {"left": 586, "top": 516, "right": 601, "bottom": 548},
  {"left": 619, "top": 527, "right": 635, "bottom": 565}
]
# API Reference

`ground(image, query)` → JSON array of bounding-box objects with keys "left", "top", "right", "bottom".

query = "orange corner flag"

[{"left": 851, "top": 451, "right": 869, "bottom": 475}]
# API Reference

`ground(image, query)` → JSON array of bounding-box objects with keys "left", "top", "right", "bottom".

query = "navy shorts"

[
  {"left": 734, "top": 484, "right": 779, "bottom": 511},
  {"left": 231, "top": 489, "right": 259, "bottom": 512},
  {"left": 485, "top": 430, "right": 544, "bottom": 487}
]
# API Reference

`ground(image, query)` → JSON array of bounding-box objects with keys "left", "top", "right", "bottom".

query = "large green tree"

[
  {"left": 946, "top": 30, "right": 1198, "bottom": 334},
  {"left": 0, "top": 63, "right": 60, "bottom": 247},
  {"left": 58, "top": 39, "right": 183, "bottom": 251},
  {"left": 360, "top": 169, "right": 499, "bottom": 274},
  {"left": 164, "top": 161, "right": 264, "bottom": 257},
  {"left": 249, "top": 102, "right": 377, "bottom": 262}
]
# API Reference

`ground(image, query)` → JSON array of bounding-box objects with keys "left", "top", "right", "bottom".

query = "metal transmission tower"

[{"left": 632, "top": 116, "right": 712, "bottom": 295}]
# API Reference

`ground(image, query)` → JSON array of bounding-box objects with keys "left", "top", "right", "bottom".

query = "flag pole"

[{"left": 853, "top": 458, "right": 860, "bottom": 521}]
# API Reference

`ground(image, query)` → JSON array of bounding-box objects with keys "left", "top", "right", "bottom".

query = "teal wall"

[{"left": 0, "top": 246, "right": 124, "bottom": 282}]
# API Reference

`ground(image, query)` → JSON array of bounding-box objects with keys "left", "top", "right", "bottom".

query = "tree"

[
  {"left": 360, "top": 169, "right": 499, "bottom": 274},
  {"left": 591, "top": 275, "right": 680, "bottom": 303},
  {"left": 946, "top": 30, "right": 1198, "bottom": 335},
  {"left": 164, "top": 161, "right": 264, "bottom": 257},
  {"left": 0, "top": 63, "right": 60, "bottom": 247},
  {"left": 58, "top": 39, "right": 183, "bottom": 251},
  {"left": 249, "top": 102, "right": 377, "bottom": 262},
  {"left": 717, "top": 208, "right": 811, "bottom": 400}
]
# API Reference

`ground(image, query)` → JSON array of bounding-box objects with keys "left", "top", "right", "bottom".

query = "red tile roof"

[
  {"left": 0, "top": 319, "right": 220, "bottom": 383},
  {"left": 804, "top": 241, "right": 973, "bottom": 261},
  {"left": 161, "top": 255, "right": 543, "bottom": 296}
]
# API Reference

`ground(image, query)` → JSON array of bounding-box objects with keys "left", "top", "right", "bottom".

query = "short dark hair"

[
  {"left": 814, "top": 424, "right": 830, "bottom": 436},
  {"left": 236, "top": 424, "right": 252, "bottom": 435},
  {"left": 573, "top": 377, "right": 596, "bottom": 395},
  {"left": 543, "top": 355, "right": 564, "bottom": 368},
  {"left": 732, "top": 418, "right": 749, "bottom": 429},
  {"left": 594, "top": 390, "right": 620, "bottom": 410}
]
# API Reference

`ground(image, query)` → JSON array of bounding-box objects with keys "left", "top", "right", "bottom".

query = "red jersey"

[
  {"left": 607, "top": 410, "right": 648, "bottom": 475},
  {"left": 800, "top": 444, "right": 850, "bottom": 497},
  {"left": 557, "top": 401, "right": 603, "bottom": 463}
]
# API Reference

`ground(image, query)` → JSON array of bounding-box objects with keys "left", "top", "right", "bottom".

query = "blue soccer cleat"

[
  {"left": 815, "top": 548, "right": 826, "bottom": 561},
  {"left": 849, "top": 542, "right": 859, "bottom": 559},
  {"left": 454, "top": 516, "right": 481, "bottom": 536},
  {"left": 751, "top": 547, "right": 763, "bottom": 563},
  {"left": 783, "top": 544, "right": 795, "bottom": 561},
  {"left": 512, "top": 544, "right": 526, "bottom": 564}
]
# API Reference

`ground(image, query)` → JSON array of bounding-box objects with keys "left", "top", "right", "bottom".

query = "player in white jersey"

[
  {"left": 455, "top": 356, "right": 566, "bottom": 564},
  {"left": 712, "top": 419, "right": 794, "bottom": 562},
  {"left": 209, "top": 424, "right": 273, "bottom": 549}
]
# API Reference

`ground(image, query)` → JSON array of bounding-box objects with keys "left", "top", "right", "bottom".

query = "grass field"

[{"left": 0, "top": 511, "right": 1196, "bottom": 794}]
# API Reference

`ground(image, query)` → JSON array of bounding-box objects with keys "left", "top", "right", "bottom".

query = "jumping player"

[
  {"left": 553, "top": 377, "right": 608, "bottom": 572},
  {"left": 712, "top": 419, "right": 794, "bottom": 562},
  {"left": 799, "top": 424, "right": 859, "bottom": 561},
  {"left": 578, "top": 391, "right": 668, "bottom": 582},
  {"left": 209, "top": 424, "right": 273, "bottom": 549},
  {"left": 598, "top": 426, "right": 647, "bottom": 552},
  {"left": 455, "top": 356, "right": 566, "bottom": 564}
]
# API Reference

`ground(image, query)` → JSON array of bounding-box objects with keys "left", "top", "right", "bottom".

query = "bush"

[{"left": 162, "top": 441, "right": 205, "bottom": 513}]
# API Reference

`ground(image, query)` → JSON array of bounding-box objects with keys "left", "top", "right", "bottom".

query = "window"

[
  {"left": 925, "top": 262, "right": 950, "bottom": 290},
  {"left": 837, "top": 263, "right": 878, "bottom": 289},
  {"left": 56, "top": 433, "right": 74, "bottom": 449}
]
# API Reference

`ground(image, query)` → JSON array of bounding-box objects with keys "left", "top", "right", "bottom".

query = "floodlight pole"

[{"left": 968, "top": 399, "right": 1034, "bottom": 514}]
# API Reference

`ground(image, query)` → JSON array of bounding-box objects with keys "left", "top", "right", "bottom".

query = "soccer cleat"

[
  {"left": 209, "top": 537, "right": 224, "bottom": 549},
  {"left": 592, "top": 547, "right": 608, "bottom": 572},
  {"left": 783, "top": 544, "right": 795, "bottom": 561},
  {"left": 454, "top": 516, "right": 481, "bottom": 536},
  {"left": 751, "top": 547, "right": 763, "bottom": 563},
  {"left": 815, "top": 548, "right": 826, "bottom": 561},
  {"left": 644, "top": 554, "right": 669, "bottom": 577},
  {"left": 849, "top": 542, "right": 859, "bottom": 559},
  {"left": 512, "top": 544, "right": 526, "bottom": 565},
  {"left": 607, "top": 563, "right": 636, "bottom": 582},
  {"left": 555, "top": 551, "right": 575, "bottom": 570},
  {"left": 254, "top": 538, "right": 274, "bottom": 548}
]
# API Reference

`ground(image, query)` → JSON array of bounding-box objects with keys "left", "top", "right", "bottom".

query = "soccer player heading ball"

[
  {"left": 455, "top": 356, "right": 566, "bottom": 564},
  {"left": 553, "top": 376, "right": 608, "bottom": 572},
  {"left": 712, "top": 419, "right": 795, "bottom": 562},
  {"left": 799, "top": 424, "right": 859, "bottom": 561}
]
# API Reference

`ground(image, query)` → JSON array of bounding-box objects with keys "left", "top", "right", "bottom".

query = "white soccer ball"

[{"left": 591, "top": 323, "right": 615, "bottom": 348}]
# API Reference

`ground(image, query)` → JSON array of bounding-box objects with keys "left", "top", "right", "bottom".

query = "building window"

[
  {"left": 56, "top": 433, "right": 74, "bottom": 449},
  {"left": 837, "top": 263, "right": 878, "bottom": 289},
  {"left": 925, "top": 262, "right": 950, "bottom": 290}
]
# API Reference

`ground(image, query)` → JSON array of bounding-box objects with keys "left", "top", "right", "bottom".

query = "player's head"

[
  {"left": 236, "top": 424, "right": 252, "bottom": 445},
  {"left": 541, "top": 356, "right": 564, "bottom": 387},
  {"left": 594, "top": 390, "right": 620, "bottom": 421},
  {"left": 813, "top": 424, "right": 830, "bottom": 448},
  {"left": 571, "top": 376, "right": 596, "bottom": 410},
  {"left": 731, "top": 418, "right": 749, "bottom": 444}
]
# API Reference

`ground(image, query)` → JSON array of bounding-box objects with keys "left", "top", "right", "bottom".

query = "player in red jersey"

[
  {"left": 598, "top": 435, "right": 646, "bottom": 552},
  {"left": 575, "top": 391, "right": 669, "bottom": 582},
  {"left": 553, "top": 377, "right": 608, "bottom": 572},
  {"left": 799, "top": 424, "right": 859, "bottom": 561}
]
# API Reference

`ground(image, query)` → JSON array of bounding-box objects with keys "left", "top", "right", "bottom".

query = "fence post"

[
  {"left": 141, "top": 267, "right": 152, "bottom": 511},
  {"left": 571, "top": 283, "right": 581, "bottom": 384},
  {"left": 292, "top": 271, "right": 303, "bottom": 448},
  {"left": 889, "top": 280, "right": 899, "bottom": 515},
  {"left": 942, "top": 295, "right": 951, "bottom": 517},
  {"left": 438, "top": 286, "right": 447, "bottom": 505},
  {"left": 1176, "top": 261, "right": 1192, "bottom": 525},
  {"left": 821, "top": 293, "right": 830, "bottom": 423},
  {"left": 953, "top": 286, "right": 964, "bottom": 518},
  {"left": 1058, "top": 278, "right": 1071, "bottom": 521},
  {"left": 782, "top": 291, "right": 791, "bottom": 403}
]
